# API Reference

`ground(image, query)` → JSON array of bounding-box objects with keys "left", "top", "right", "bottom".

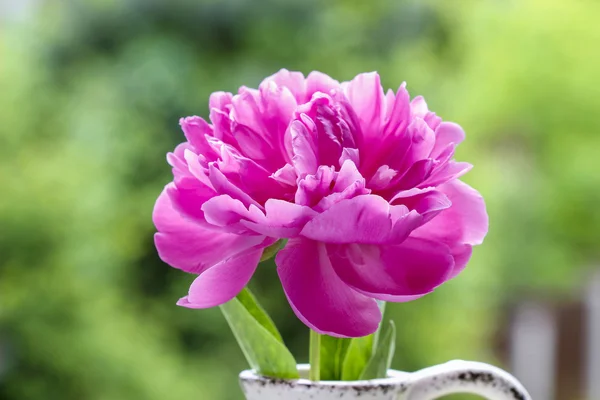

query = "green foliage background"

[{"left": 1, "top": 0, "right": 598, "bottom": 398}]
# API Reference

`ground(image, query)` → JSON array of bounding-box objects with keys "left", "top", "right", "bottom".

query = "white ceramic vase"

[{"left": 239, "top": 361, "right": 531, "bottom": 400}]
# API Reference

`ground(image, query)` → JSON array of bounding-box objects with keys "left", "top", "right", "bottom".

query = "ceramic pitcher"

[{"left": 239, "top": 360, "right": 530, "bottom": 400}]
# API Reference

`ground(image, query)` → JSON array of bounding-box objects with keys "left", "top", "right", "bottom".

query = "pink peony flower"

[{"left": 153, "top": 70, "right": 488, "bottom": 338}]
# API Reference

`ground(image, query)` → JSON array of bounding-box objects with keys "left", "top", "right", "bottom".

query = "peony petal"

[
  {"left": 183, "top": 149, "right": 213, "bottom": 189},
  {"left": 305, "top": 71, "right": 340, "bottom": 100},
  {"left": 383, "top": 83, "right": 410, "bottom": 138},
  {"left": 314, "top": 101, "right": 345, "bottom": 167},
  {"left": 209, "top": 91, "right": 233, "bottom": 110},
  {"left": 412, "top": 180, "right": 488, "bottom": 246},
  {"left": 424, "top": 112, "right": 442, "bottom": 131},
  {"left": 231, "top": 123, "right": 280, "bottom": 170},
  {"left": 391, "top": 188, "right": 451, "bottom": 223},
  {"left": 448, "top": 244, "right": 473, "bottom": 279},
  {"left": 295, "top": 166, "right": 337, "bottom": 207},
  {"left": 399, "top": 118, "right": 436, "bottom": 170},
  {"left": 328, "top": 237, "right": 454, "bottom": 301},
  {"left": 329, "top": 90, "right": 364, "bottom": 150},
  {"left": 388, "top": 208, "right": 423, "bottom": 243},
  {"left": 368, "top": 165, "right": 398, "bottom": 190},
  {"left": 203, "top": 195, "right": 316, "bottom": 238},
  {"left": 290, "top": 120, "right": 318, "bottom": 177},
  {"left": 362, "top": 84, "right": 411, "bottom": 176},
  {"left": 431, "top": 122, "right": 466, "bottom": 158},
  {"left": 166, "top": 179, "right": 215, "bottom": 223},
  {"left": 430, "top": 142, "right": 456, "bottom": 167},
  {"left": 343, "top": 72, "right": 384, "bottom": 140},
  {"left": 209, "top": 108, "right": 236, "bottom": 145},
  {"left": 421, "top": 161, "right": 472, "bottom": 187},
  {"left": 177, "top": 247, "right": 264, "bottom": 308},
  {"left": 333, "top": 159, "right": 364, "bottom": 192},
  {"left": 315, "top": 180, "right": 371, "bottom": 213},
  {"left": 262, "top": 69, "right": 306, "bottom": 102},
  {"left": 294, "top": 94, "right": 345, "bottom": 167},
  {"left": 258, "top": 80, "right": 298, "bottom": 162},
  {"left": 410, "top": 95, "right": 429, "bottom": 118},
  {"left": 271, "top": 163, "right": 298, "bottom": 188},
  {"left": 201, "top": 194, "right": 252, "bottom": 228},
  {"left": 153, "top": 186, "right": 263, "bottom": 274},
  {"left": 240, "top": 199, "right": 318, "bottom": 238},
  {"left": 393, "top": 159, "right": 435, "bottom": 191},
  {"left": 208, "top": 163, "right": 262, "bottom": 208},
  {"left": 383, "top": 89, "right": 396, "bottom": 125},
  {"left": 179, "top": 116, "right": 217, "bottom": 157},
  {"left": 231, "top": 88, "right": 263, "bottom": 132},
  {"left": 276, "top": 238, "right": 381, "bottom": 337},
  {"left": 216, "top": 148, "right": 291, "bottom": 204},
  {"left": 300, "top": 195, "right": 392, "bottom": 244},
  {"left": 169, "top": 143, "right": 195, "bottom": 181},
  {"left": 339, "top": 147, "right": 360, "bottom": 167}
]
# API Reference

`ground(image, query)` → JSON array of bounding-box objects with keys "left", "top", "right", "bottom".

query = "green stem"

[
  {"left": 372, "top": 301, "right": 387, "bottom": 350},
  {"left": 309, "top": 329, "right": 321, "bottom": 381}
]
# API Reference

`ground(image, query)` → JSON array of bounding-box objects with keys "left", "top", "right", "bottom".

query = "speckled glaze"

[{"left": 239, "top": 361, "right": 531, "bottom": 400}]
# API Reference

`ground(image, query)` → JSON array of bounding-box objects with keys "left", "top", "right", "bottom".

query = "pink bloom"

[{"left": 153, "top": 70, "right": 488, "bottom": 337}]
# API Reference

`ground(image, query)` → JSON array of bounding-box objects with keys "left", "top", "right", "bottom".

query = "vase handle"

[{"left": 405, "top": 360, "right": 531, "bottom": 400}]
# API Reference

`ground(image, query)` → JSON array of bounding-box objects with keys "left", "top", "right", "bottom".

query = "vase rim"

[{"left": 239, "top": 363, "right": 410, "bottom": 388}]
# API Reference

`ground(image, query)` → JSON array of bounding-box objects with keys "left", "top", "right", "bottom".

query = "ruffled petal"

[
  {"left": 368, "top": 165, "right": 398, "bottom": 190},
  {"left": 215, "top": 146, "right": 291, "bottom": 204},
  {"left": 276, "top": 238, "right": 381, "bottom": 337},
  {"left": 382, "top": 83, "right": 411, "bottom": 138},
  {"left": 271, "top": 163, "right": 298, "bottom": 188},
  {"left": 179, "top": 116, "right": 217, "bottom": 157},
  {"left": 448, "top": 244, "right": 473, "bottom": 279},
  {"left": 153, "top": 186, "right": 263, "bottom": 274},
  {"left": 342, "top": 72, "right": 384, "bottom": 141},
  {"left": 305, "top": 71, "right": 340, "bottom": 100},
  {"left": 314, "top": 102, "right": 345, "bottom": 167},
  {"left": 412, "top": 180, "right": 488, "bottom": 246},
  {"left": 410, "top": 95, "right": 429, "bottom": 118},
  {"left": 396, "top": 118, "right": 435, "bottom": 172},
  {"left": 361, "top": 84, "right": 410, "bottom": 176},
  {"left": 208, "top": 164, "right": 262, "bottom": 208},
  {"left": 301, "top": 195, "right": 391, "bottom": 243},
  {"left": 300, "top": 195, "right": 419, "bottom": 244},
  {"left": 209, "top": 108, "right": 236, "bottom": 145},
  {"left": 166, "top": 179, "right": 215, "bottom": 223},
  {"left": 240, "top": 199, "right": 318, "bottom": 238},
  {"left": 328, "top": 237, "right": 454, "bottom": 301},
  {"left": 392, "top": 158, "right": 435, "bottom": 191},
  {"left": 333, "top": 159, "right": 364, "bottom": 191},
  {"left": 258, "top": 79, "right": 298, "bottom": 162},
  {"left": 262, "top": 69, "right": 306, "bottom": 102},
  {"left": 177, "top": 247, "right": 264, "bottom": 308},
  {"left": 208, "top": 91, "right": 233, "bottom": 110},
  {"left": 202, "top": 194, "right": 317, "bottom": 238},
  {"left": 391, "top": 188, "right": 451, "bottom": 223},
  {"left": 431, "top": 122, "right": 465, "bottom": 158},
  {"left": 295, "top": 165, "right": 336, "bottom": 207},
  {"left": 421, "top": 161, "right": 472, "bottom": 187},
  {"left": 290, "top": 119, "right": 318, "bottom": 177}
]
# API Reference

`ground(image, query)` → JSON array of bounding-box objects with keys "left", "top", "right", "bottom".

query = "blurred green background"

[{"left": 1, "top": 0, "right": 599, "bottom": 399}]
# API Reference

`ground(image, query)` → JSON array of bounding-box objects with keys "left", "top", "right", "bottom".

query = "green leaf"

[
  {"left": 259, "top": 239, "right": 287, "bottom": 262},
  {"left": 341, "top": 334, "right": 374, "bottom": 381},
  {"left": 319, "top": 335, "right": 351, "bottom": 380},
  {"left": 339, "top": 301, "right": 387, "bottom": 381},
  {"left": 359, "top": 320, "right": 396, "bottom": 380},
  {"left": 220, "top": 288, "right": 299, "bottom": 379},
  {"left": 371, "top": 301, "right": 386, "bottom": 349},
  {"left": 235, "top": 288, "right": 284, "bottom": 343}
]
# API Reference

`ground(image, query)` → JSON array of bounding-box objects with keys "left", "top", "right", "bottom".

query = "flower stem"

[{"left": 309, "top": 329, "right": 321, "bottom": 381}]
